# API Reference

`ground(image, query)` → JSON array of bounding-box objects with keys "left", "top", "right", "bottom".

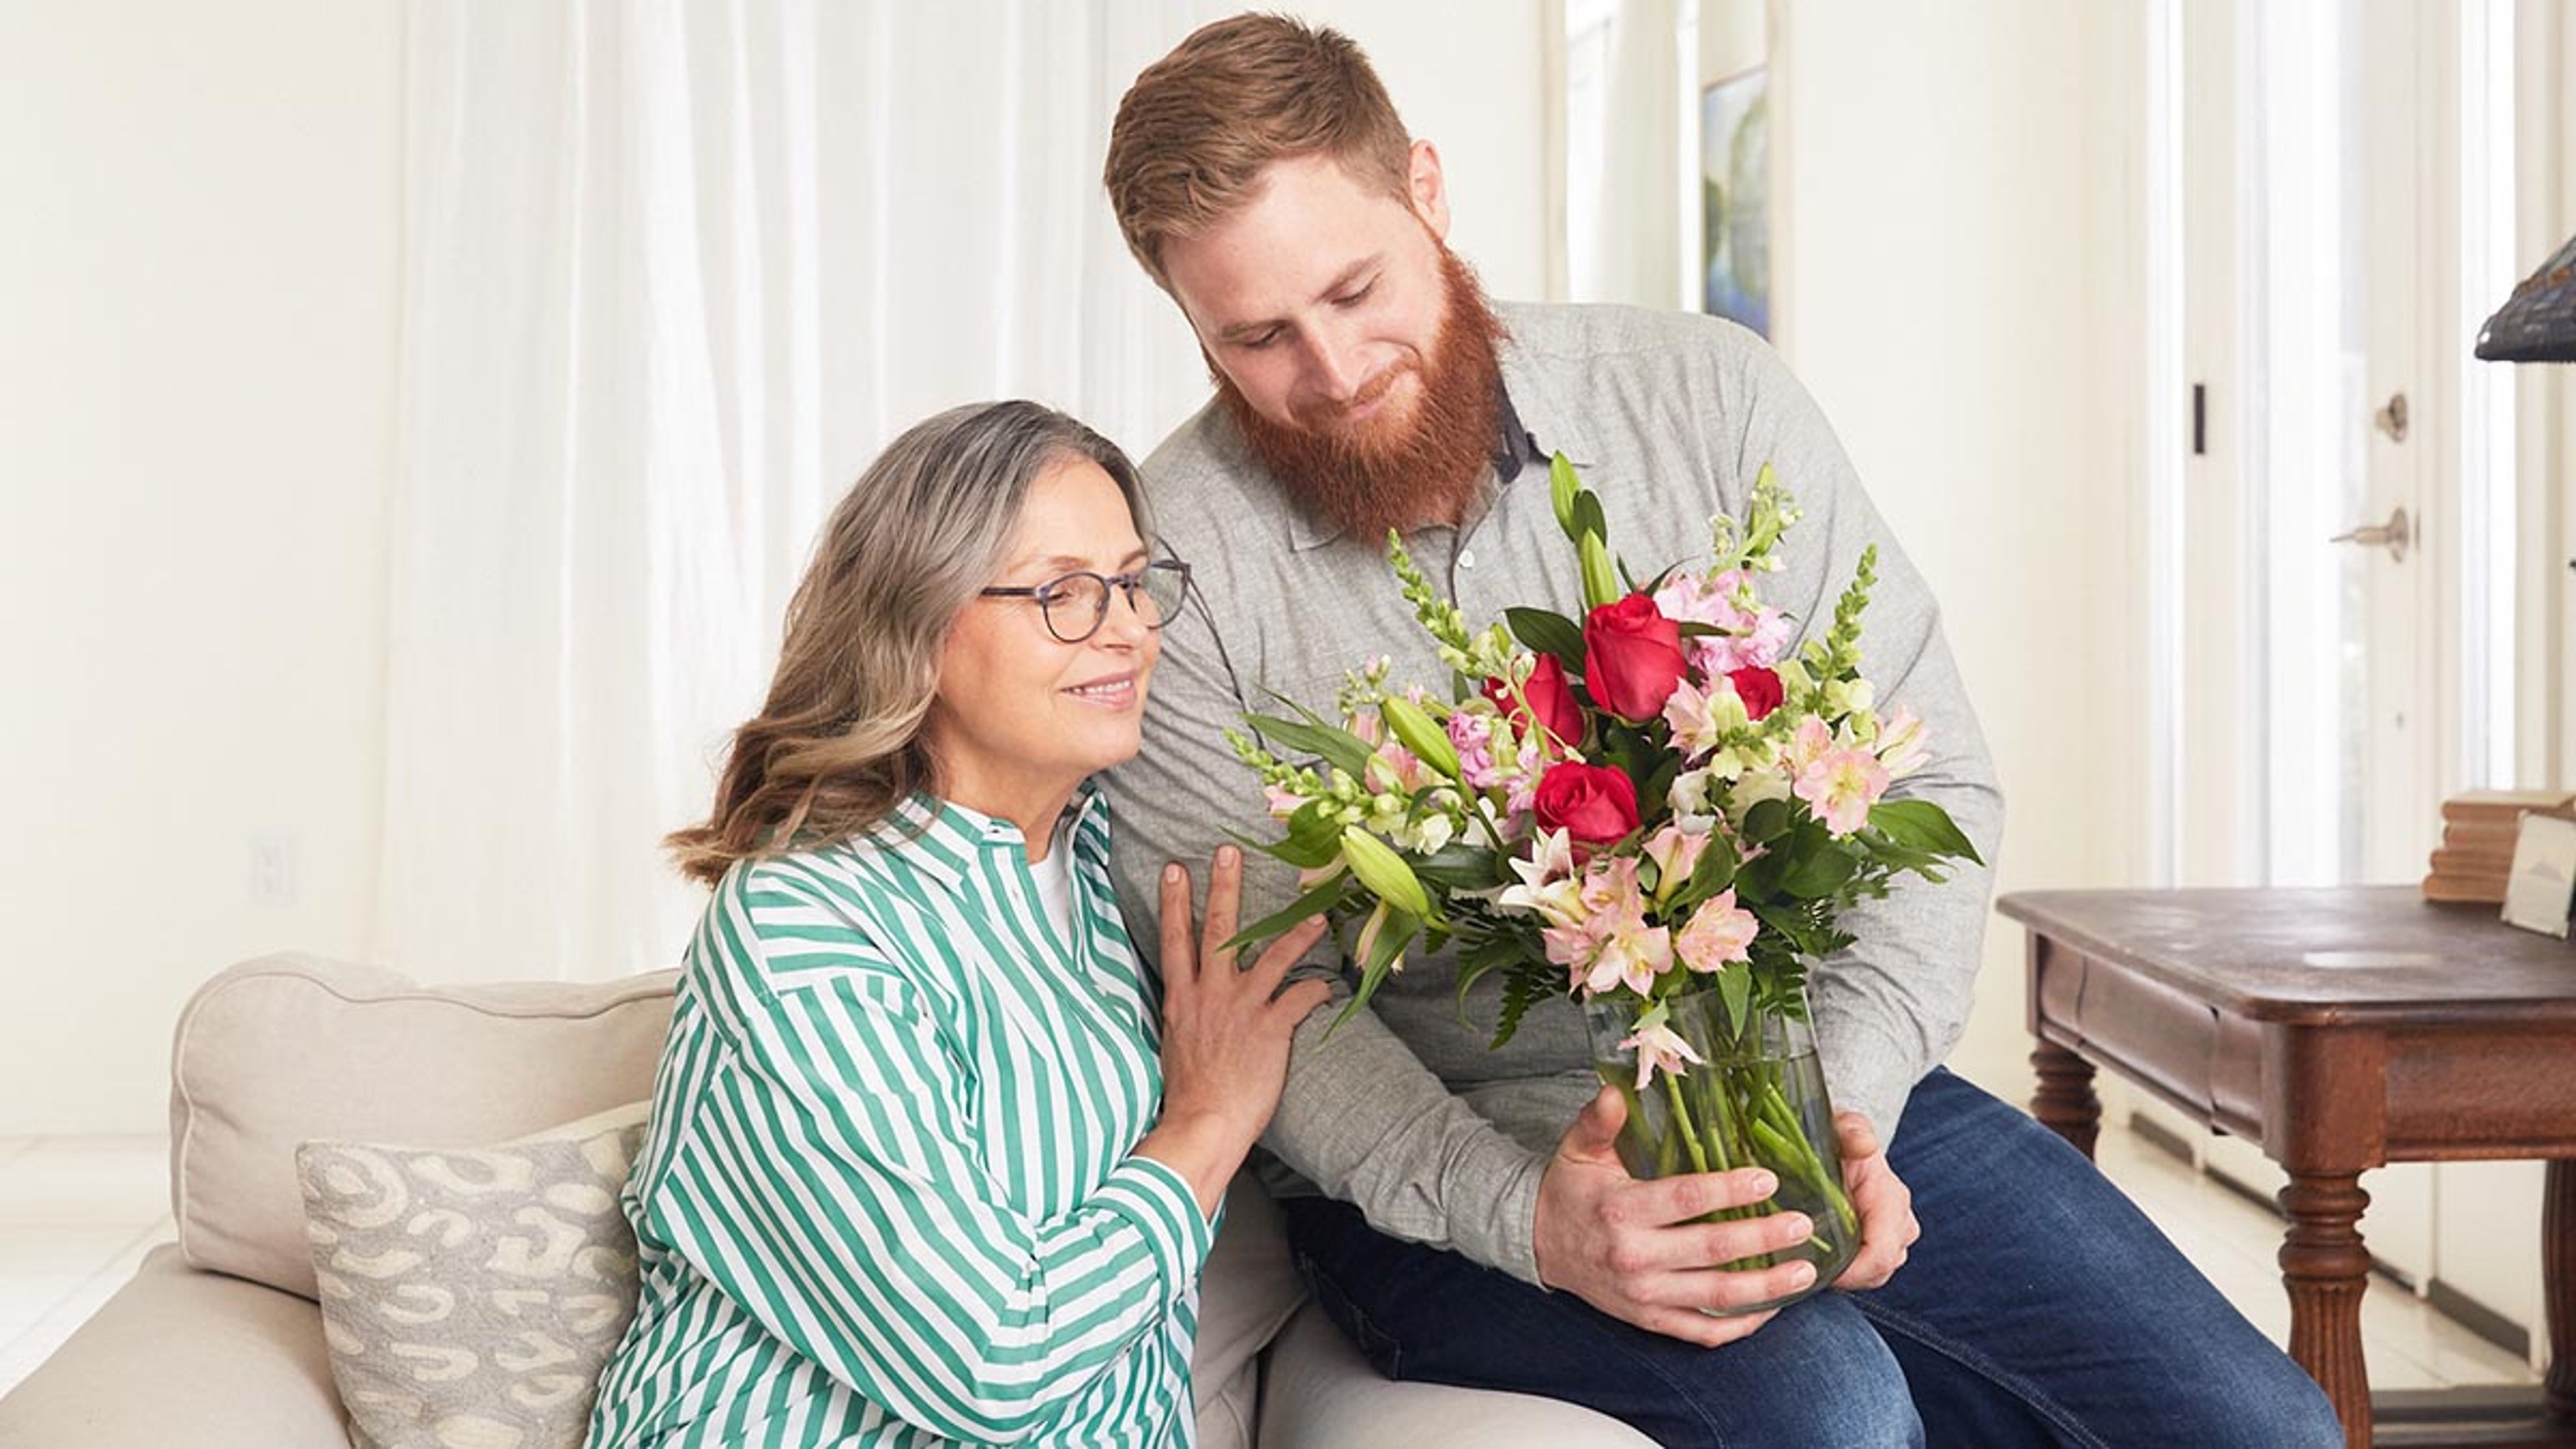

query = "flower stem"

[{"left": 1660, "top": 1071, "right": 1715, "bottom": 1177}]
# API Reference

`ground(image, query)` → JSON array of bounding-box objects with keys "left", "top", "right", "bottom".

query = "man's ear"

[{"left": 1407, "top": 140, "right": 1452, "bottom": 240}]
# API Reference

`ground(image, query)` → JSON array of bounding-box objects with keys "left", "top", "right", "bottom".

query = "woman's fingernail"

[
  {"left": 1164, "top": 864, "right": 1182, "bottom": 883},
  {"left": 1790, "top": 1262, "right": 1817, "bottom": 1287},
  {"left": 1218, "top": 845, "right": 1240, "bottom": 867}
]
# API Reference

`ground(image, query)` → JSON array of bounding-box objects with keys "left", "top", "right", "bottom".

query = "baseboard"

[{"left": 2117, "top": 1109, "right": 2536, "bottom": 1364}]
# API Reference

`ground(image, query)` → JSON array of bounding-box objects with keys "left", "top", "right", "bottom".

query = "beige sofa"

[{"left": 0, "top": 955, "right": 1644, "bottom": 1448}]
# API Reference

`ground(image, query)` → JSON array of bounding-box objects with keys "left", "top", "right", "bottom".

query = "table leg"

[
  {"left": 2549, "top": 1159, "right": 2572, "bottom": 1423},
  {"left": 2029, "top": 1039, "right": 2100, "bottom": 1161},
  {"left": 2279, "top": 1169, "right": 2373, "bottom": 1449}
]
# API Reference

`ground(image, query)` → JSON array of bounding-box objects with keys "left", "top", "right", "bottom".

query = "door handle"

[
  {"left": 2329, "top": 505, "right": 2411, "bottom": 564},
  {"left": 2374, "top": 392, "right": 2408, "bottom": 442}
]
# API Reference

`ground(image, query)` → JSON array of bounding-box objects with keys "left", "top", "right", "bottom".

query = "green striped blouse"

[{"left": 585, "top": 789, "right": 1215, "bottom": 1447}]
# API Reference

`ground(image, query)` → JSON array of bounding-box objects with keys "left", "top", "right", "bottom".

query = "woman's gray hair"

[{"left": 669, "top": 400, "right": 1148, "bottom": 884}]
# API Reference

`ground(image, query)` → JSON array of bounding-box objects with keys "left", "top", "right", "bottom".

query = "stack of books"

[{"left": 2424, "top": 789, "right": 2576, "bottom": 902}]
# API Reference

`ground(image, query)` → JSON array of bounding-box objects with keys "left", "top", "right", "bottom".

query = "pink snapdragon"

[
  {"left": 1654, "top": 570, "right": 1795, "bottom": 678},
  {"left": 1447, "top": 708, "right": 1501, "bottom": 789}
]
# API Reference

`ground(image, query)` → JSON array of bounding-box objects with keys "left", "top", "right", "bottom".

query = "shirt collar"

[{"left": 859, "top": 781, "right": 1108, "bottom": 896}]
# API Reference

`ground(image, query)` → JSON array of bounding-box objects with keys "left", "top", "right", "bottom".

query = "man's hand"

[
  {"left": 1532, "top": 1087, "right": 1823, "bottom": 1346},
  {"left": 1829, "top": 1111, "right": 1919, "bottom": 1291}
]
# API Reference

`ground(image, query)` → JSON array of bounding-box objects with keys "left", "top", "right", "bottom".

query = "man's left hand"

[{"left": 1831, "top": 1112, "right": 1919, "bottom": 1290}]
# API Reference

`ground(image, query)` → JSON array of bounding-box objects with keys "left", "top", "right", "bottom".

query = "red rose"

[
  {"left": 1532, "top": 761, "right": 1640, "bottom": 846},
  {"left": 1727, "top": 665, "right": 1784, "bottom": 722},
  {"left": 1484, "top": 653, "right": 1583, "bottom": 749},
  {"left": 1583, "top": 594, "right": 1690, "bottom": 722}
]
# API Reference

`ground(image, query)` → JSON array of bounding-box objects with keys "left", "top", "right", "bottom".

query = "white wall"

[
  {"left": 1281, "top": 1, "right": 1550, "bottom": 299},
  {"left": 1773, "top": 1, "right": 2149, "bottom": 1096},
  {"left": 0, "top": 0, "right": 405, "bottom": 1132},
  {"left": 0, "top": 2, "right": 1544, "bottom": 1136}
]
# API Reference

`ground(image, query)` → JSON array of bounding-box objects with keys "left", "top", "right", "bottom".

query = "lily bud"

[
  {"left": 1339, "top": 827, "right": 1434, "bottom": 919},
  {"left": 1381, "top": 697, "right": 1460, "bottom": 779}
]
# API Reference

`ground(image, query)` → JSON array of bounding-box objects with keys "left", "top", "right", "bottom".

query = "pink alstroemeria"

[
  {"left": 1560, "top": 859, "right": 1672, "bottom": 996},
  {"left": 1501, "top": 828, "right": 1586, "bottom": 926},
  {"left": 1674, "top": 890, "right": 1759, "bottom": 973},
  {"left": 1875, "top": 706, "right": 1931, "bottom": 779},
  {"left": 1618, "top": 1020, "right": 1706, "bottom": 1091},
  {"left": 1781, "top": 714, "right": 1837, "bottom": 777},
  {"left": 1661, "top": 675, "right": 1752, "bottom": 757},
  {"left": 1578, "top": 913, "right": 1674, "bottom": 997},
  {"left": 1642, "top": 824, "right": 1710, "bottom": 900},
  {"left": 1364, "top": 739, "right": 1433, "bottom": 796},
  {"left": 1263, "top": 784, "right": 1303, "bottom": 820},
  {"left": 1796, "top": 746, "right": 1893, "bottom": 836}
]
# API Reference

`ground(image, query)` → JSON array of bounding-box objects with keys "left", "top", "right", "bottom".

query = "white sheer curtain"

[{"left": 378, "top": 0, "right": 1220, "bottom": 981}]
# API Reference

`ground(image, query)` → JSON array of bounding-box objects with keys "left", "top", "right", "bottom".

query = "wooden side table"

[{"left": 1996, "top": 886, "right": 2575, "bottom": 1448}]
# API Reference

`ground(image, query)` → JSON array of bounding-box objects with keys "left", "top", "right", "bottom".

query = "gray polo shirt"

[{"left": 1104, "top": 301, "right": 2003, "bottom": 1283}]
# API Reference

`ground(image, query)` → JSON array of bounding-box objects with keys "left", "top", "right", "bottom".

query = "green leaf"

[
  {"left": 1245, "top": 712, "right": 1375, "bottom": 783},
  {"left": 1717, "top": 961, "right": 1752, "bottom": 1033},
  {"left": 1325, "top": 907, "right": 1419, "bottom": 1036},
  {"left": 1741, "top": 797, "right": 1792, "bottom": 844},
  {"left": 1222, "top": 872, "right": 1356, "bottom": 953},
  {"left": 1868, "top": 798, "right": 1984, "bottom": 865},
  {"left": 1670, "top": 830, "right": 1739, "bottom": 906},
  {"left": 1491, "top": 967, "right": 1556, "bottom": 1051},
  {"left": 1234, "top": 826, "right": 1340, "bottom": 871},
  {"left": 1780, "top": 846, "right": 1860, "bottom": 900},
  {"left": 1413, "top": 842, "right": 1507, "bottom": 890},
  {"left": 1572, "top": 490, "right": 1608, "bottom": 545},
  {"left": 1504, "top": 606, "right": 1587, "bottom": 669}
]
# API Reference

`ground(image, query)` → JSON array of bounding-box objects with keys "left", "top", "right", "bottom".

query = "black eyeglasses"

[{"left": 978, "top": 559, "right": 1191, "bottom": 644}]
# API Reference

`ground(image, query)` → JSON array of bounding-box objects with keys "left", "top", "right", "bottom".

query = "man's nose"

[{"left": 1301, "top": 327, "right": 1366, "bottom": 402}]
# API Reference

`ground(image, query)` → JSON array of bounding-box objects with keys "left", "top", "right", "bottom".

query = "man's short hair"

[{"left": 1104, "top": 13, "right": 1415, "bottom": 290}]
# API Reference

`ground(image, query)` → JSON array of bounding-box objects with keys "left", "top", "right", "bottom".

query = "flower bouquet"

[{"left": 1226, "top": 458, "right": 1982, "bottom": 1311}]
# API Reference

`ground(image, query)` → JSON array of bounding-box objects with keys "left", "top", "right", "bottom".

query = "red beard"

[{"left": 1216, "top": 246, "right": 1510, "bottom": 541}]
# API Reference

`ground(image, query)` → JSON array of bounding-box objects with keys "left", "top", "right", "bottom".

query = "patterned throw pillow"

[{"left": 296, "top": 1102, "right": 649, "bottom": 1449}]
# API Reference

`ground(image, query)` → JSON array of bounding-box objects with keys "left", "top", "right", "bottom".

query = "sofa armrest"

[{"left": 0, "top": 1244, "right": 347, "bottom": 1449}]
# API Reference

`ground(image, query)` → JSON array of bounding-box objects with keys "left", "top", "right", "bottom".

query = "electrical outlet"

[{"left": 250, "top": 832, "right": 298, "bottom": 907}]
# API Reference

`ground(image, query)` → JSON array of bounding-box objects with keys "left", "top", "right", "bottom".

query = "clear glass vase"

[{"left": 1582, "top": 985, "right": 1859, "bottom": 1316}]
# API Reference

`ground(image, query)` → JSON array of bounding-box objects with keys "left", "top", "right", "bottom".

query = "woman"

[{"left": 586, "top": 401, "right": 1328, "bottom": 1447}]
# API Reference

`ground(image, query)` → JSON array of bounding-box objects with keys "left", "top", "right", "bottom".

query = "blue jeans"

[{"left": 1281, "top": 1069, "right": 2344, "bottom": 1448}]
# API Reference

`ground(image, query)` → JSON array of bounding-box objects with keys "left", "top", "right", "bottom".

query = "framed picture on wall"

[{"left": 1701, "top": 62, "right": 1770, "bottom": 335}]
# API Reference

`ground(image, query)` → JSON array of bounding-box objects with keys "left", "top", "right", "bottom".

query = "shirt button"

[{"left": 1458, "top": 549, "right": 1477, "bottom": 570}]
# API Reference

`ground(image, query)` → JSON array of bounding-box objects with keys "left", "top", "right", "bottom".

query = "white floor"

[{"left": 0, "top": 1120, "right": 2548, "bottom": 1400}]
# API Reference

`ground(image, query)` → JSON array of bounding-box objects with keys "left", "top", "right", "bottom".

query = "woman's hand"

[{"left": 1135, "top": 845, "right": 1331, "bottom": 1216}]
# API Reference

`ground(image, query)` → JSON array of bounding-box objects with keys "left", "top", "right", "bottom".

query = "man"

[{"left": 1098, "top": 15, "right": 2343, "bottom": 1446}]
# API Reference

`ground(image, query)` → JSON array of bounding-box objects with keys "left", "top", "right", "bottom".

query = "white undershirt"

[{"left": 1028, "top": 813, "right": 1077, "bottom": 940}]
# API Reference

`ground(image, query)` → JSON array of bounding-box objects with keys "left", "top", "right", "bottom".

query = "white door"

[{"left": 2157, "top": 0, "right": 2531, "bottom": 1342}]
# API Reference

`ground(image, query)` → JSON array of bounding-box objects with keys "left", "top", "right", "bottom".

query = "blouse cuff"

[{"left": 1097, "top": 1157, "right": 1217, "bottom": 1298}]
